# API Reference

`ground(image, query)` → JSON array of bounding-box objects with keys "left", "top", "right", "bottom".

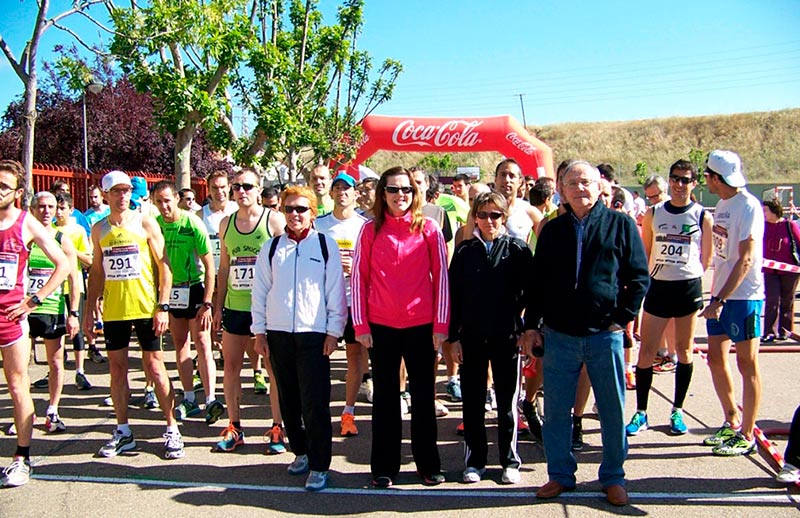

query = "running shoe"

[
  {"left": 571, "top": 420, "right": 584, "bottom": 451},
  {"left": 89, "top": 347, "right": 105, "bottom": 364},
  {"left": 501, "top": 466, "right": 521, "bottom": 484},
  {"left": 401, "top": 391, "right": 411, "bottom": 414},
  {"left": 163, "top": 431, "right": 185, "bottom": 459},
  {"left": 372, "top": 476, "right": 393, "bottom": 488},
  {"left": 517, "top": 415, "right": 529, "bottom": 434},
  {"left": 340, "top": 413, "right": 359, "bottom": 437},
  {"left": 142, "top": 389, "right": 157, "bottom": 409},
  {"left": 485, "top": 387, "right": 497, "bottom": 412},
  {"left": 702, "top": 422, "right": 738, "bottom": 446},
  {"left": 214, "top": 424, "right": 245, "bottom": 452},
  {"left": 45, "top": 413, "right": 66, "bottom": 433},
  {"left": 287, "top": 454, "right": 309, "bottom": 475},
  {"left": 446, "top": 379, "right": 462, "bottom": 402},
  {"left": 175, "top": 399, "right": 201, "bottom": 421},
  {"left": 455, "top": 422, "right": 464, "bottom": 436},
  {"left": 359, "top": 378, "right": 374, "bottom": 403},
  {"left": 253, "top": 371, "right": 267, "bottom": 394},
  {"left": 435, "top": 400, "right": 450, "bottom": 417},
  {"left": 99, "top": 430, "right": 136, "bottom": 457},
  {"left": 625, "top": 370, "right": 636, "bottom": 390},
  {"left": 776, "top": 463, "right": 800, "bottom": 483},
  {"left": 265, "top": 424, "right": 287, "bottom": 454},
  {"left": 75, "top": 372, "right": 92, "bottom": 390},
  {"left": 654, "top": 357, "right": 677, "bottom": 374},
  {"left": 32, "top": 374, "right": 49, "bottom": 389},
  {"left": 305, "top": 470, "right": 328, "bottom": 491},
  {"left": 762, "top": 334, "right": 776, "bottom": 343},
  {"left": 204, "top": 400, "right": 225, "bottom": 425},
  {"left": 625, "top": 411, "right": 649, "bottom": 436},
  {"left": 418, "top": 471, "right": 445, "bottom": 486},
  {"left": 712, "top": 432, "right": 756, "bottom": 456},
  {"left": 462, "top": 467, "right": 485, "bottom": 483},
  {"left": 192, "top": 372, "right": 203, "bottom": 391},
  {"left": 1, "top": 457, "right": 31, "bottom": 487},
  {"left": 669, "top": 410, "right": 688, "bottom": 435}
]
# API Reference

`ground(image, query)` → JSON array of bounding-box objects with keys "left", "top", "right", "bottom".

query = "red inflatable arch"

[{"left": 339, "top": 114, "right": 554, "bottom": 179}]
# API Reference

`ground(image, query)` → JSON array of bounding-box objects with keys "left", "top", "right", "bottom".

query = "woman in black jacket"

[{"left": 448, "top": 191, "right": 534, "bottom": 484}]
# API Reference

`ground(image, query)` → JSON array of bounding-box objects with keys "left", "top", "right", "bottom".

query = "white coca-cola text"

[
  {"left": 391, "top": 119, "right": 484, "bottom": 148},
  {"left": 505, "top": 132, "right": 536, "bottom": 156}
]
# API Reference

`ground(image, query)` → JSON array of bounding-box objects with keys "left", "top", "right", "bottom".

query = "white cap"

[
  {"left": 706, "top": 150, "right": 746, "bottom": 188},
  {"left": 101, "top": 170, "right": 132, "bottom": 192}
]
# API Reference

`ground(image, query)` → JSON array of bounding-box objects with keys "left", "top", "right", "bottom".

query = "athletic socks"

[
  {"left": 635, "top": 366, "right": 654, "bottom": 411},
  {"left": 674, "top": 361, "right": 693, "bottom": 410}
]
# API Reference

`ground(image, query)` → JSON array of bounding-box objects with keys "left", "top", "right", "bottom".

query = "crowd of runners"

[{"left": 0, "top": 152, "right": 798, "bottom": 506}]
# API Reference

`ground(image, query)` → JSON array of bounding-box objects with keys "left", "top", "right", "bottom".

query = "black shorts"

[
  {"left": 169, "top": 283, "right": 205, "bottom": 320},
  {"left": 104, "top": 319, "right": 162, "bottom": 352},
  {"left": 643, "top": 277, "right": 704, "bottom": 319},
  {"left": 222, "top": 308, "right": 253, "bottom": 337},
  {"left": 29, "top": 314, "right": 66, "bottom": 340},
  {"left": 342, "top": 309, "right": 356, "bottom": 344}
]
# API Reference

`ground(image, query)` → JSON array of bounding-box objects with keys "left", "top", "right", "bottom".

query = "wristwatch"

[
  {"left": 157, "top": 303, "right": 170, "bottom": 312},
  {"left": 69, "top": 310, "right": 80, "bottom": 317},
  {"left": 30, "top": 295, "right": 43, "bottom": 306}
]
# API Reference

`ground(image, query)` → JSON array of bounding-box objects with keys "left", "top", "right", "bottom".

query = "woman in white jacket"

[{"left": 251, "top": 186, "right": 347, "bottom": 492}]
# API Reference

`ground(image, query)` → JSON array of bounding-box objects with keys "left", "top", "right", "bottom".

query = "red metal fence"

[{"left": 31, "top": 164, "right": 208, "bottom": 212}]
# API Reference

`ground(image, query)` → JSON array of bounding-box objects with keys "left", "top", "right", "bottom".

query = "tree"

[
  {"left": 0, "top": 0, "right": 106, "bottom": 201},
  {"left": 108, "top": 0, "right": 256, "bottom": 188},
  {"left": 222, "top": 0, "right": 401, "bottom": 182},
  {"left": 633, "top": 160, "right": 649, "bottom": 186},
  {"left": 420, "top": 153, "right": 455, "bottom": 174}
]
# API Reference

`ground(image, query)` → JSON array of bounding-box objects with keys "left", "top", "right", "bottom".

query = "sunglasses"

[
  {"left": 265, "top": 203, "right": 278, "bottom": 209},
  {"left": 232, "top": 183, "right": 256, "bottom": 191},
  {"left": 646, "top": 193, "right": 662, "bottom": 201},
  {"left": 669, "top": 175, "right": 694, "bottom": 185},
  {"left": 476, "top": 211, "right": 503, "bottom": 220},
  {"left": 385, "top": 186, "right": 414, "bottom": 194},
  {"left": 284, "top": 205, "right": 311, "bottom": 214}
]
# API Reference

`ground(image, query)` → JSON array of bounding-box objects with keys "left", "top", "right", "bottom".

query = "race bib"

[
  {"left": 653, "top": 234, "right": 690, "bottom": 265},
  {"left": 712, "top": 224, "right": 728, "bottom": 260},
  {"left": 102, "top": 244, "right": 142, "bottom": 281},
  {"left": 210, "top": 236, "right": 221, "bottom": 270},
  {"left": 230, "top": 256, "right": 256, "bottom": 291},
  {"left": 0, "top": 252, "right": 19, "bottom": 291},
  {"left": 170, "top": 284, "right": 190, "bottom": 309},
  {"left": 27, "top": 267, "right": 61, "bottom": 297}
]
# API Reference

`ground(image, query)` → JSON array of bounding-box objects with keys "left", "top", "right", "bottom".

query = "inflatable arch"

[{"left": 339, "top": 114, "right": 554, "bottom": 180}]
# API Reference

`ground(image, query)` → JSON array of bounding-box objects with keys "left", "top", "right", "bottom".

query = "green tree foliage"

[
  {"left": 108, "top": 0, "right": 256, "bottom": 187},
  {"left": 419, "top": 153, "right": 455, "bottom": 174},
  {"left": 224, "top": 0, "right": 401, "bottom": 181},
  {"left": 633, "top": 160, "right": 649, "bottom": 185}
]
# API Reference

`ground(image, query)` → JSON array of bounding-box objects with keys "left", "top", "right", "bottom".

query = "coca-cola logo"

[
  {"left": 391, "top": 119, "right": 483, "bottom": 148},
  {"left": 505, "top": 132, "right": 536, "bottom": 156}
]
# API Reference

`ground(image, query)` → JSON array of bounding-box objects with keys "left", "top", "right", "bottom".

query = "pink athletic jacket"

[{"left": 351, "top": 211, "right": 449, "bottom": 336}]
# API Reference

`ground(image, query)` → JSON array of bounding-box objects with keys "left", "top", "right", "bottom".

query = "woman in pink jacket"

[{"left": 351, "top": 166, "right": 450, "bottom": 488}]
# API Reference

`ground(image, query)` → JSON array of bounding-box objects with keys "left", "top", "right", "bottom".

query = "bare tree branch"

[
  {"left": 52, "top": 22, "right": 111, "bottom": 56},
  {"left": 46, "top": 0, "right": 106, "bottom": 28},
  {"left": 0, "top": 35, "right": 29, "bottom": 82},
  {"left": 219, "top": 112, "right": 237, "bottom": 141},
  {"left": 169, "top": 42, "right": 185, "bottom": 77}
]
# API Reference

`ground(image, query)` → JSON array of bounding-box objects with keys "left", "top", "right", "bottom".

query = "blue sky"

[{"left": 1, "top": 0, "right": 798, "bottom": 126}]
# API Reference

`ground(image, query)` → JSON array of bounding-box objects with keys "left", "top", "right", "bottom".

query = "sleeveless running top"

[
  {"left": 505, "top": 199, "right": 533, "bottom": 241},
  {"left": 200, "top": 201, "right": 238, "bottom": 271},
  {"left": 28, "top": 233, "right": 65, "bottom": 316},
  {"left": 224, "top": 208, "right": 271, "bottom": 311},
  {"left": 0, "top": 210, "right": 29, "bottom": 346},
  {"left": 649, "top": 201, "right": 705, "bottom": 281},
  {"left": 98, "top": 211, "right": 157, "bottom": 321}
]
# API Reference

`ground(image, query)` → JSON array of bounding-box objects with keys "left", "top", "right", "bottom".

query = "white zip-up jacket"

[{"left": 250, "top": 230, "right": 347, "bottom": 337}]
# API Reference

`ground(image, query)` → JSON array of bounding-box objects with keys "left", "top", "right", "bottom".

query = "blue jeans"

[{"left": 542, "top": 326, "right": 627, "bottom": 488}]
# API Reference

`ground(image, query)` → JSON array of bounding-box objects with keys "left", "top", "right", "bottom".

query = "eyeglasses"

[
  {"left": 645, "top": 192, "right": 662, "bottom": 201},
  {"left": 284, "top": 205, "right": 311, "bottom": 214},
  {"left": 669, "top": 175, "right": 695, "bottom": 185},
  {"left": 232, "top": 183, "right": 256, "bottom": 191},
  {"left": 0, "top": 182, "right": 18, "bottom": 193},
  {"left": 385, "top": 186, "right": 414, "bottom": 194},
  {"left": 564, "top": 179, "right": 595, "bottom": 189},
  {"left": 476, "top": 211, "right": 503, "bottom": 220}
]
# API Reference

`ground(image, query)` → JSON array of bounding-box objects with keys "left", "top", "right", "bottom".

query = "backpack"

[{"left": 268, "top": 232, "right": 328, "bottom": 265}]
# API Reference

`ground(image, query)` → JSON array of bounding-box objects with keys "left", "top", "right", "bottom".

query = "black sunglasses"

[
  {"left": 669, "top": 175, "right": 695, "bottom": 185},
  {"left": 232, "top": 183, "right": 256, "bottom": 191},
  {"left": 385, "top": 186, "right": 414, "bottom": 194},
  {"left": 284, "top": 205, "right": 311, "bottom": 214},
  {"left": 476, "top": 211, "right": 503, "bottom": 220}
]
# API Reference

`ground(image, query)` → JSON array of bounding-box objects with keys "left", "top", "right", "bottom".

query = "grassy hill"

[{"left": 365, "top": 108, "right": 800, "bottom": 184}]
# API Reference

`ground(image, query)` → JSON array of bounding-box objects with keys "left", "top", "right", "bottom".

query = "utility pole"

[{"left": 517, "top": 93, "right": 527, "bottom": 128}]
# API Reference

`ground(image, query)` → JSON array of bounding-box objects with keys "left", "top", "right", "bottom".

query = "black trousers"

[
  {"left": 370, "top": 323, "right": 440, "bottom": 478},
  {"left": 267, "top": 331, "right": 332, "bottom": 472},
  {"left": 785, "top": 404, "right": 800, "bottom": 467},
  {"left": 461, "top": 335, "right": 521, "bottom": 470}
]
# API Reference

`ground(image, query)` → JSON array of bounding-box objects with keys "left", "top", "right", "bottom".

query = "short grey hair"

[
  {"left": 643, "top": 174, "right": 668, "bottom": 193},
  {"left": 32, "top": 191, "right": 56, "bottom": 207},
  {"left": 562, "top": 160, "right": 601, "bottom": 180}
]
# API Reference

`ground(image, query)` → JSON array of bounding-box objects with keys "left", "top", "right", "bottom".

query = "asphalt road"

[{"left": 1, "top": 270, "right": 799, "bottom": 517}]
